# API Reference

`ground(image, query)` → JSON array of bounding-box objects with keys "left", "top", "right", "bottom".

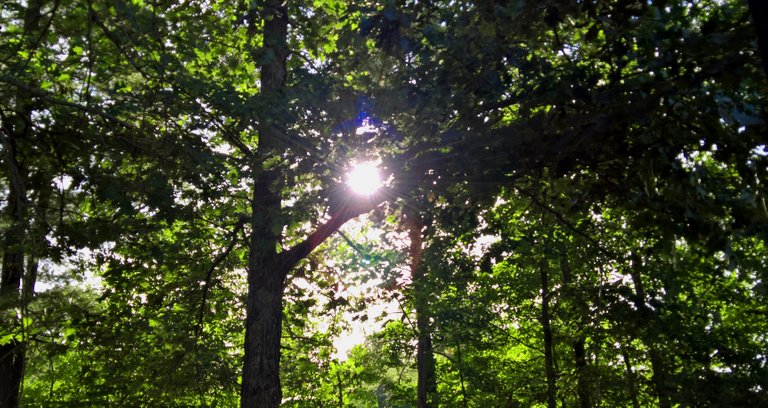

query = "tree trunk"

[
  {"left": 573, "top": 339, "right": 590, "bottom": 408},
  {"left": 455, "top": 339, "right": 469, "bottom": 408},
  {"left": 748, "top": 0, "right": 768, "bottom": 81},
  {"left": 647, "top": 351, "right": 671, "bottom": 408},
  {"left": 241, "top": 0, "right": 289, "bottom": 405},
  {"left": 560, "top": 252, "right": 590, "bottom": 408},
  {"left": 0, "top": 154, "right": 28, "bottom": 408},
  {"left": 237, "top": 2, "right": 389, "bottom": 405},
  {"left": 337, "top": 369, "right": 344, "bottom": 408},
  {"left": 629, "top": 258, "right": 671, "bottom": 408},
  {"left": 240, "top": 260, "right": 287, "bottom": 408},
  {"left": 241, "top": 167, "right": 286, "bottom": 408},
  {"left": 0, "top": 2, "right": 43, "bottom": 406},
  {"left": 621, "top": 348, "right": 641, "bottom": 408},
  {"left": 406, "top": 213, "right": 437, "bottom": 408},
  {"left": 540, "top": 260, "right": 557, "bottom": 408}
]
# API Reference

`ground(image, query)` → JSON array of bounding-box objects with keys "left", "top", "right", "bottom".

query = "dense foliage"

[{"left": 1, "top": 0, "right": 766, "bottom": 407}]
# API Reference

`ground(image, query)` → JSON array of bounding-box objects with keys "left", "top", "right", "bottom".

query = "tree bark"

[
  {"left": 540, "top": 260, "right": 557, "bottom": 408},
  {"left": 629, "top": 257, "right": 671, "bottom": 408},
  {"left": 406, "top": 212, "right": 438, "bottom": 408},
  {"left": 337, "top": 369, "right": 343, "bottom": 408},
  {"left": 573, "top": 338, "right": 590, "bottom": 408},
  {"left": 240, "top": 258, "right": 286, "bottom": 407},
  {"left": 0, "top": 146, "right": 28, "bottom": 408},
  {"left": 239, "top": 2, "right": 389, "bottom": 405},
  {"left": 0, "top": 2, "right": 43, "bottom": 405},
  {"left": 621, "top": 348, "right": 642, "bottom": 408},
  {"left": 748, "top": 0, "right": 768, "bottom": 81},
  {"left": 560, "top": 252, "right": 590, "bottom": 408},
  {"left": 240, "top": 1, "right": 289, "bottom": 405},
  {"left": 455, "top": 339, "right": 469, "bottom": 408}
]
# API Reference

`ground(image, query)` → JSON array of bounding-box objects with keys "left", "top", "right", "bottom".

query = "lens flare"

[{"left": 347, "top": 161, "right": 382, "bottom": 195}]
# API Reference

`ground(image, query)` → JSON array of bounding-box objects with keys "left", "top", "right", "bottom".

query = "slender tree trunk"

[
  {"left": 407, "top": 212, "right": 437, "bottom": 408},
  {"left": 560, "top": 252, "right": 591, "bottom": 408},
  {"left": 629, "top": 258, "right": 671, "bottom": 408},
  {"left": 621, "top": 348, "right": 641, "bottom": 408},
  {"left": 455, "top": 339, "right": 469, "bottom": 408},
  {"left": 540, "top": 260, "right": 557, "bottom": 408},
  {"left": 748, "top": 0, "right": 768, "bottom": 81},
  {"left": 573, "top": 339, "right": 590, "bottom": 408},
  {"left": 337, "top": 369, "right": 344, "bottom": 408}
]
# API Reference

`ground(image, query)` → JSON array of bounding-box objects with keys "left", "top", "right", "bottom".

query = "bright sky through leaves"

[{"left": 347, "top": 161, "right": 382, "bottom": 195}]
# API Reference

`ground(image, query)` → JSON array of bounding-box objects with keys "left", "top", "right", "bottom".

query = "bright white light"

[
  {"left": 347, "top": 161, "right": 382, "bottom": 195},
  {"left": 356, "top": 119, "right": 376, "bottom": 135}
]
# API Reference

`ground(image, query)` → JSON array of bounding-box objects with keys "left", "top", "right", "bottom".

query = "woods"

[{"left": 2, "top": 0, "right": 767, "bottom": 407}]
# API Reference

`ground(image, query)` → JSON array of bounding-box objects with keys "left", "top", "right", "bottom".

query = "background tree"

[{"left": 3, "top": 0, "right": 768, "bottom": 407}]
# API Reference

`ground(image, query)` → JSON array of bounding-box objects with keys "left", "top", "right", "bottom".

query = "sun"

[{"left": 347, "top": 161, "right": 382, "bottom": 195}]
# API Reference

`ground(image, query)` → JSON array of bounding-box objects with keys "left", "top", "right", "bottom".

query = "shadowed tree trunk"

[
  {"left": 540, "top": 259, "right": 557, "bottom": 408},
  {"left": 239, "top": 0, "right": 290, "bottom": 404},
  {"left": 748, "top": 0, "right": 768, "bottom": 80},
  {"left": 406, "top": 211, "right": 438, "bottom": 408},
  {"left": 622, "top": 348, "right": 642, "bottom": 408},
  {"left": 629, "top": 256, "right": 671, "bottom": 408},
  {"left": 238, "top": 5, "right": 387, "bottom": 398},
  {"left": 0, "top": 139, "right": 28, "bottom": 408},
  {"left": 560, "top": 251, "right": 591, "bottom": 408},
  {"left": 0, "top": 2, "right": 43, "bottom": 406}
]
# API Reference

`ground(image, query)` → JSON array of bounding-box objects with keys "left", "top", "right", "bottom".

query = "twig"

[
  {"left": 0, "top": 75, "right": 135, "bottom": 128},
  {"left": 337, "top": 230, "right": 366, "bottom": 257},
  {"left": 195, "top": 219, "right": 246, "bottom": 336},
  {"left": 515, "top": 186, "right": 616, "bottom": 259}
]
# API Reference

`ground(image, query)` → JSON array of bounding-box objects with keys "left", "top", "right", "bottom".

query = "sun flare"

[{"left": 347, "top": 161, "right": 382, "bottom": 195}]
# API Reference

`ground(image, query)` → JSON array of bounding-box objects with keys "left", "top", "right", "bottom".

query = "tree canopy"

[{"left": 1, "top": 0, "right": 767, "bottom": 407}]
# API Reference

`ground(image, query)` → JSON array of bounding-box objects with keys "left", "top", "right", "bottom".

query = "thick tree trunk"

[
  {"left": 406, "top": 213, "right": 437, "bottom": 408},
  {"left": 240, "top": 1, "right": 289, "bottom": 406},
  {"left": 241, "top": 162, "right": 286, "bottom": 407},
  {"left": 241, "top": 249, "right": 287, "bottom": 407},
  {"left": 539, "top": 260, "right": 557, "bottom": 408},
  {"left": 0, "top": 3, "right": 43, "bottom": 406}
]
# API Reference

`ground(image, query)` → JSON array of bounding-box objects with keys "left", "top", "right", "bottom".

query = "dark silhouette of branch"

[
  {"left": 514, "top": 186, "right": 617, "bottom": 259},
  {"left": 0, "top": 75, "right": 135, "bottom": 128},
  {"left": 281, "top": 187, "right": 393, "bottom": 271},
  {"left": 195, "top": 219, "right": 246, "bottom": 336}
]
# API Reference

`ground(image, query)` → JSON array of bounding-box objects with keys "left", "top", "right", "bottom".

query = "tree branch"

[
  {"left": 195, "top": 218, "right": 246, "bottom": 336},
  {"left": 281, "top": 187, "right": 393, "bottom": 272},
  {"left": 514, "top": 186, "right": 616, "bottom": 259},
  {"left": 337, "top": 230, "right": 367, "bottom": 257},
  {"left": 0, "top": 75, "right": 135, "bottom": 128}
]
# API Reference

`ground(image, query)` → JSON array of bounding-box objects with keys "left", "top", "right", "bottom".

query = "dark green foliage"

[{"left": 2, "top": 0, "right": 767, "bottom": 406}]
